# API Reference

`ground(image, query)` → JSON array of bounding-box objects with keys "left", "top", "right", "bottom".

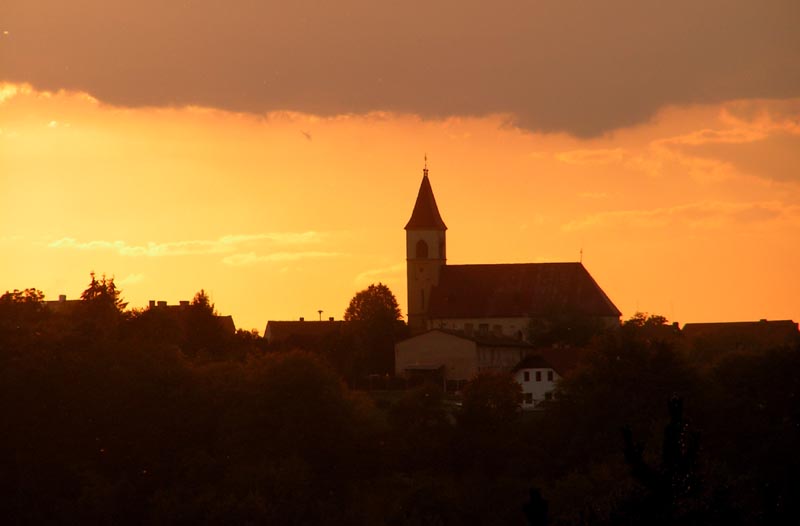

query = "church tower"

[{"left": 405, "top": 164, "right": 447, "bottom": 333}]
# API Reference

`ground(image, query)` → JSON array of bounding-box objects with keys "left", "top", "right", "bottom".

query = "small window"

[
  {"left": 492, "top": 324, "right": 502, "bottom": 336},
  {"left": 536, "top": 371, "right": 542, "bottom": 382},
  {"left": 464, "top": 323, "right": 474, "bottom": 336},
  {"left": 545, "top": 392, "right": 553, "bottom": 401},
  {"left": 523, "top": 371, "right": 530, "bottom": 382},
  {"left": 478, "top": 323, "right": 489, "bottom": 336},
  {"left": 415, "top": 239, "right": 429, "bottom": 259},
  {"left": 547, "top": 370, "right": 554, "bottom": 381},
  {"left": 524, "top": 393, "right": 533, "bottom": 404}
]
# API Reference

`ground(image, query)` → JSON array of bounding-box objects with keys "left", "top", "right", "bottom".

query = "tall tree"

[
  {"left": 343, "top": 283, "right": 402, "bottom": 323},
  {"left": 343, "top": 283, "right": 406, "bottom": 378},
  {"left": 80, "top": 272, "right": 127, "bottom": 313}
]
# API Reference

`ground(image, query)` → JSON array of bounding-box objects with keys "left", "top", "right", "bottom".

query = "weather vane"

[{"left": 423, "top": 153, "right": 428, "bottom": 176}]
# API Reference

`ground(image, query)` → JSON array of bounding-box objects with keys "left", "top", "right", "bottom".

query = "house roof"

[
  {"left": 682, "top": 320, "right": 799, "bottom": 348},
  {"left": 511, "top": 347, "right": 587, "bottom": 376},
  {"left": 405, "top": 173, "right": 447, "bottom": 231},
  {"left": 398, "top": 328, "right": 535, "bottom": 348},
  {"left": 512, "top": 354, "right": 554, "bottom": 372},
  {"left": 264, "top": 320, "right": 350, "bottom": 343},
  {"left": 428, "top": 262, "right": 621, "bottom": 319}
]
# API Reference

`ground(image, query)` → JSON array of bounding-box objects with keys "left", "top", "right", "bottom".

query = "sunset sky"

[{"left": 2, "top": 1, "right": 799, "bottom": 332}]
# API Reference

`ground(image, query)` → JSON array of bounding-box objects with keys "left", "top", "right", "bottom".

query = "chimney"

[
  {"left": 59, "top": 294, "right": 66, "bottom": 302},
  {"left": 299, "top": 317, "right": 304, "bottom": 321},
  {"left": 157, "top": 301, "right": 167, "bottom": 307},
  {"left": 179, "top": 300, "right": 189, "bottom": 307},
  {"left": 149, "top": 300, "right": 156, "bottom": 308},
  {"left": 329, "top": 317, "right": 334, "bottom": 322}
]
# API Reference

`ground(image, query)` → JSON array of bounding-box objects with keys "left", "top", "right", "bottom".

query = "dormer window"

[{"left": 416, "top": 239, "right": 429, "bottom": 258}]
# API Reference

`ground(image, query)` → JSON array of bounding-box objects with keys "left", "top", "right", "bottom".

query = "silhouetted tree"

[
  {"left": 184, "top": 289, "right": 229, "bottom": 359},
  {"left": 343, "top": 283, "right": 406, "bottom": 377},
  {"left": 523, "top": 487, "right": 549, "bottom": 526},
  {"left": 460, "top": 370, "right": 522, "bottom": 430},
  {"left": 617, "top": 396, "right": 703, "bottom": 524},
  {"left": 80, "top": 271, "right": 127, "bottom": 312},
  {"left": 0, "top": 288, "right": 47, "bottom": 354}
]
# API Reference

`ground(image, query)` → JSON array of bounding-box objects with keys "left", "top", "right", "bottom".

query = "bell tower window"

[{"left": 416, "top": 239, "right": 429, "bottom": 259}]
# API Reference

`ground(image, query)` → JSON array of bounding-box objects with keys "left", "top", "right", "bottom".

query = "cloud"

[
  {"left": 354, "top": 263, "right": 405, "bottom": 286},
  {"left": 563, "top": 201, "right": 800, "bottom": 231},
  {"left": 657, "top": 104, "right": 800, "bottom": 182},
  {"left": 48, "top": 232, "right": 323, "bottom": 257},
  {"left": 3, "top": 1, "right": 798, "bottom": 136},
  {"left": 556, "top": 149, "right": 626, "bottom": 165},
  {"left": 222, "top": 251, "right": 342, "bottom": 266},
  {"left": 116, "top": 273, "right": 145, "bottom": 286}
]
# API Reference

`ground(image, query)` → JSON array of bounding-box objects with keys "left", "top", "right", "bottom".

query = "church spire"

[{"left": 405, "top": 161, "right": 447, "bottom": 230}]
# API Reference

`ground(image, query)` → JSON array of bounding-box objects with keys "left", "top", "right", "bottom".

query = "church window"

[
  {"left": 416, "top": 239, "right": 429, "bottom": 258},
  {"left": 439, "top": 241, "right": 445, "bottom": 258}
]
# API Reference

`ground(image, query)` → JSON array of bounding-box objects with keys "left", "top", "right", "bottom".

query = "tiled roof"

[
  {"left": 682, "top": 320, "right": 799, "bottom": 348},
  {"left": 405, "top": 174, "right": 447, "bottom": 230},
  {"left": 428, "top": 262, "right": 621, "bottom": 319},
  {"left": 512, "top": 354, "right": 554, "bottom": 371},
  {"left": 264, "top": 320, "right": 350, "bottom": 343}
]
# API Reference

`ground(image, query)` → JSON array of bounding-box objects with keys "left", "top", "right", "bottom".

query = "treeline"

[{"left": 1, "top": 279, "right": 799, "bottom": 524}]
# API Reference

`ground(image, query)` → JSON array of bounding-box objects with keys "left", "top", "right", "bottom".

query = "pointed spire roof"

[{"left": 405, "top": 167, "right": 447, "bottom": 231}]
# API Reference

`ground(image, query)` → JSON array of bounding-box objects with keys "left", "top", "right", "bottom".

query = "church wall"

[
  {"left": 395, "top": 331, "right": 478, "bottom": 382},
  {"left": 429, "top": 317, "right": 531, "bottom": 340},
  {"left": 406, "top": 229, "right": 446, "bottom": 332},
  {"left": 405, "top": 230, "right": 446, "bottom": 261}
]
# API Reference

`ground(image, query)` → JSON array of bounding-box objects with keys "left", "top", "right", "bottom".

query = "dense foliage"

[{"left": 1, "top": 280, "right": 799, "bottom": 525}]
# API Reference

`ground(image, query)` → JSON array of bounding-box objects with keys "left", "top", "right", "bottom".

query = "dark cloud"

[
  {"left": 2, "top": 0, "right": 798, "bottom": 136},
  {"left": 679, "top": 132, "right": 800, "bottom": 183}
]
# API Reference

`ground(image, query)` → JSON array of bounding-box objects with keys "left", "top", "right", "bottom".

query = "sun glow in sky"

[{"left": 2, "top": 1, "right": 799, "bottom": 332}]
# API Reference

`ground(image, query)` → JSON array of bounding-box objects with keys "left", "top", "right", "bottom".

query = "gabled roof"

[
  {"left": 264, "top": 320, "right": 350, "bottom": 344},
  {"left": 428, "top": 262, "right": 621, "bottom": 319},
  {"left": 512, "top": 354, "right": 554, "bottom": 372},
  {"left": 396, "top": 328, "right": 534, "bottom": 348},
  {"left": 405, "top": 173, "right": 447, "bottom": 230},
  {"left": 513, "top": 347, "right": 587, "bottom": 376},
  {"left": 682, "top": 320, "right": 799, "bottom": 348}
]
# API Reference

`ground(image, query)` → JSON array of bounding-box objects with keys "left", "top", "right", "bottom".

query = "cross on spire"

[{"left": 423, "top": 153, "right": 428, "bottom": 177}]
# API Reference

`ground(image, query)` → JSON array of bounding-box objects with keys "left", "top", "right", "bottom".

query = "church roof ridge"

[
  {"left": 405, "top": 169, "right": 447, "bottom": 231},
  {"left": 429, "top": 262, "right": 621, "bottom": 318}
]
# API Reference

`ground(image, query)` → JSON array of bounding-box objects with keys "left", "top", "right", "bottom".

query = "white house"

[{"left": 512, "top": 354, "right": 560, "bottom": 411}]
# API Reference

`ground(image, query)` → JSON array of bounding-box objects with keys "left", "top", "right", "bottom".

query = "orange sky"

[
  {"left": 2, "top": 83, "right": 799, "bottom": 331},
  {"left": 2, "top": 1, "right": 799, "bottom": 332}
]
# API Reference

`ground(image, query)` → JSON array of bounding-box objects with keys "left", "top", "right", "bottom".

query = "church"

[{"left": 395, "top": 165, "right": 621, "bottom": 393}]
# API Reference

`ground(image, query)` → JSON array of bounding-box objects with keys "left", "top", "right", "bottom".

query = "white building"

[{"left": 512, "top": 355, "right": 560, "bottom": 410}]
